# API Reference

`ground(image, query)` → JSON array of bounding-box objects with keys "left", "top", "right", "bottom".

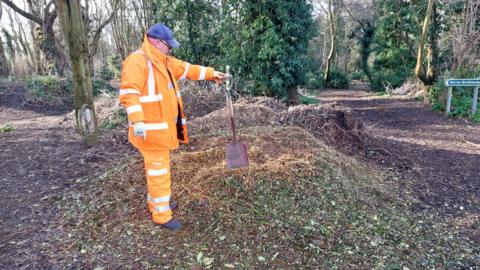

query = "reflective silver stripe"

[
  {"left": 148, "top": 168, "right": 168, "bottom": 176},
  {"left": 180, "top": 63, "right": 190, "bottom": 80},
  {"left": 176, "top": 91, "right": 181, "bottom": 98},
  {"left": 126, "top": 105, "right": 142, "bottom": 114},
  {"left": 148, "top": 194, "right": 170, "bottom": 204},
  {"left": 140, "top": 94, "right": 163, "bottom": 103},
  {"left": 154, "top": 205, "right": 171, "bottom": 213},
  {"left": 199, "top": 66, "right": 207, "bottom": 80},
  {"left": 132, "top": 50, "right": 144, "bottom": 55},
  {"left": 129, "top": 122, "right": 168, "bottom": 130},
  {"left": 119, "top": 88, "right": 141, "bottom": 95},
  {"left": 168, "top": 82, "right": 174, "bottom": 89},
  {"left": 147, "top": 60, "right": 155, "bottom": 96},
  {"left": 176, "top": 118, "right": 187, "bottom": 125},
  {"left": 144, "top": 123, "right": 168, "bottom": 130}
]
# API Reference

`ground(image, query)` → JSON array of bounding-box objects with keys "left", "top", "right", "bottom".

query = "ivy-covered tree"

[
  {"left": 370, "top": 0, "right": 424, "bottom": 90},
  {"left": 153, "top": 0, "right": 222, "bottom": 66},
  {"left": 236, "top": 0, "right": 316, "bottom": 104},
  {"left": 56, "top": 0, "right": 98, "bottom": 145},
  {"left": 415, "top": 0, "right": 438, "bottom": 103}
]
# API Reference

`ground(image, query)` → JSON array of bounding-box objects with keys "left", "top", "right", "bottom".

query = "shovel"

[{"left": 224, "top": 66, "right": 249, "bottom": 169}]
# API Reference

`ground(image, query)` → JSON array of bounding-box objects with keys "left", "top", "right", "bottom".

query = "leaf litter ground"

[
  {"left": 50, "top": 93, "right": 478, "bottom": 269},
  {"left": 1, "top": 82, "right": 478, "bottom": 268}
]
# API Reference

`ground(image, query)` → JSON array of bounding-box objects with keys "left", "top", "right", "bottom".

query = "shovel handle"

[{"left": 225, "top": 65, "right": 238, "bottom": 143}]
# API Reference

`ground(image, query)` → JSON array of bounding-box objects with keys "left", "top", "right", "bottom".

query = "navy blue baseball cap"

[{"left": 147, "top": 23, "right": 180, "bottom": 48}]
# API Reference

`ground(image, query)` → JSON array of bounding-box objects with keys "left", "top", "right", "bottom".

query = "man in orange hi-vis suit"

[{"left": 119, "top": 23, "right": 226, "bottom": 230}]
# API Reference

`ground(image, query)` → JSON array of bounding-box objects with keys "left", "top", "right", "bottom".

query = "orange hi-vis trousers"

[{"left": 139, "top": 149, "right": 172, "bottom": 224}]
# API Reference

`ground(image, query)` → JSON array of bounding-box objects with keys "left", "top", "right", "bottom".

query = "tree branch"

[
  {"left": 0, "top": 0, "right": 42, "bottom": 24},
  {"left": 89, "top": 1, "right": 118, "bottom": 58},
  {"left": 45, "top": 0, "right": 55, "bottom": 13}
]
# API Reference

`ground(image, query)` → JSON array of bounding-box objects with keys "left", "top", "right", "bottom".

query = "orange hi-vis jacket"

[{"left": 119, "top": 35, "right": 215, "bottom": 150}]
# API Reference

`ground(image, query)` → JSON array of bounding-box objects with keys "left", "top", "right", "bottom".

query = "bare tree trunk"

[
  {"left": 31, "top": 24, "right": 45, "bottom": 74},
  {"left": 324, "top": 0, "right": 336, "bottom": 86},
  {"left": 0, "top": 38, "right": 9, "bottom": 77},
  {"left": 55, "top": 0, "right": 98, "bottom": 145},
  {"left": 0, "top": 4, "right": 10, "bottom": 77},
  {"left": 322, "top": 32, "right": 327, "bottom": 67},
  {"left": 85, "top": 1, "right": 118, "bottom": 77},
  {"left": 450, "top": 0, "right": 480, "bottom": 77},
  {"left": 1, "top": 0, "right": 68, "bottom": 75},
  {"left": 415, "top": 0, "right": 433, "bottom": 80},
  {"left": 111, "top": 0, "right": 142, "bottom": 61},
  {"left": 415, "top": 0, "right": 435, "bottom": 104}
]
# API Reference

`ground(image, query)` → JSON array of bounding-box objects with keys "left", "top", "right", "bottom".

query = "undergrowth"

[
  {"left": 0, "top": 124, "right": 14, "bottom": 133},
  {"left": 430, "top": 71, "right": 480, "bottom": 122},
  {"left": 22, "top": 75, "right": 116, "bottom": 109},
  {"left": 299, "top": 95, "right": 320, "bottom": 105}
]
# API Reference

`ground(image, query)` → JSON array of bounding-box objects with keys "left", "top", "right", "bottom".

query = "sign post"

[
  {"left": 472, "top": 86, "right": 479, "bottom": 115},
  {"left": 444, "top": 79, "right": 480, "bottom": 115},
  {"left": 446, "top": 87, "right": 452, "bottom": 115}
]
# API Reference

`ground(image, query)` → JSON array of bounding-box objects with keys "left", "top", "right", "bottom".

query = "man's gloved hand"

[{"left": 133, "top": 121, "right": 147, "bottom": 139}]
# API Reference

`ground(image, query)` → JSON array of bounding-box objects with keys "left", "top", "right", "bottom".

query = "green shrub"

[
  {"left": 304, "top": 70, "right": 324, "bottom": 90},
  {"left": 100, "top": 108, "right": 127, "bottom": 130},
  {"left": 428, "top": 79, "right": 446, "bottom": 112},
  {"left": 23, "top": 75, "right": 117, "bottom": 109},
  {"left": 304, "top": 69, "right": 350, "bottom": 90},
  {"left": 450, "top": 94, "right": 473, "bottom": 117},
  {"left": 0, "top": 124, "right": 14, "bottom": 133},
  {"left": 429, "top": 70, "right": 479, "bottom": 121},
  {"left": 24, "top": 75, "right": 73, "bottom": 107},
  {"left": 350, "top": 71, "right": 365, "bottom": 80},
  {"left": 326, "top": 69, "right": 350, "bottom": 89},
  {"left": 25, "top": 75, "right": 73, "bottom": 95},
  {"left": 92, "top": 79, "right": 116, "bottom": 96},
  {"left": 370, "top": 70, "right": 409, "bottom": 92},
  {"left": 471, "top": 112, "right": 480, "bottom": 123},
  {"left": 299, "top": 95, "right": 320, "bottom": 105},
  {"left": 98, "top": 55, "right": 122, "bottom": 82}
]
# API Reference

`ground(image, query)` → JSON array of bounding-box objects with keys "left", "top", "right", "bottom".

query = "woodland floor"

[
  {"left": 0, "top": 83, "right": 134, "bottom": 267},
  {"left": 316, "top": 90, "right": 480, "bottom": 241},
  {"left": 0, "top": 86, "right": 479, "bottom": 268}
]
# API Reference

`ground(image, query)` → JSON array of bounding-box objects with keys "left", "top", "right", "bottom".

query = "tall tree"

[
  {"left": 342, "top": 0, "right": 376, "bottom": 83},
  {"left": 0, "top": 0, "right": 68, "bottom": 75},
  {"left": 237, "top": 0, "right": 316, "bottom": 103},
  {"left": 55, "top": 0, "right": 98, "bottom": 145},
  {"left": 370, "top": 0, "right": 420, "bottom": 90},
  {"left": 450, "top": 0, "right": 480, "bottom": 76},
  {"left": 111, "top": 0, "right": 144, "bottom": 61},
  {"left": 83, "top": 0, "right": 119, "bottom": 76},
  {"left": 0, "top": 4, "right": 10, "bottom": 77},
  {"left": 415, "top": 0, "right": 437, "bottom": 103},
  {"left": 323, "top": 0, "right": 337, "bottom": 86}
]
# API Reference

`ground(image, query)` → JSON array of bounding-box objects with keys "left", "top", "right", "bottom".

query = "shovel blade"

[{"left": 226, "top": 141, "right": 249, "bottom": 169}]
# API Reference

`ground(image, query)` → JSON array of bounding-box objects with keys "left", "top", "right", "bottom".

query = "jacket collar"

[{"left": 141, "top": 34, "right": 169, "bottom": 63}]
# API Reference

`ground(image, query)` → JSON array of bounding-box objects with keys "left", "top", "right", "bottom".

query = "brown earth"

[
  {"left": 0, "top": 105, "right": 135, "bottom": 268},
  {"left": 317, "top": 90, "right": 480, "bottom": 240},
  {"left": 1, "top": 85, "right": 479, "bottom": 268}
]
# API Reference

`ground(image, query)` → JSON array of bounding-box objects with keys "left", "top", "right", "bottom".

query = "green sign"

[{"left": 445, "top": 79, "right": 480, "bottom": 87}]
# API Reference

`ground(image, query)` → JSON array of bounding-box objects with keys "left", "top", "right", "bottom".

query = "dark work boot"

[
  {"left": 170, "top": 201, "right": 179, "bottom": 211},
  {"left": 161, "top": 218, "right": 182, "bottom": 230}
]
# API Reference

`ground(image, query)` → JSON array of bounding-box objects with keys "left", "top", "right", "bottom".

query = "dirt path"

[
  {"left": 0, "top": 106, "right": 134, "bottom": 268},
  {"left": 317, "top": 90, "right": 480, "bottom": 239}
]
